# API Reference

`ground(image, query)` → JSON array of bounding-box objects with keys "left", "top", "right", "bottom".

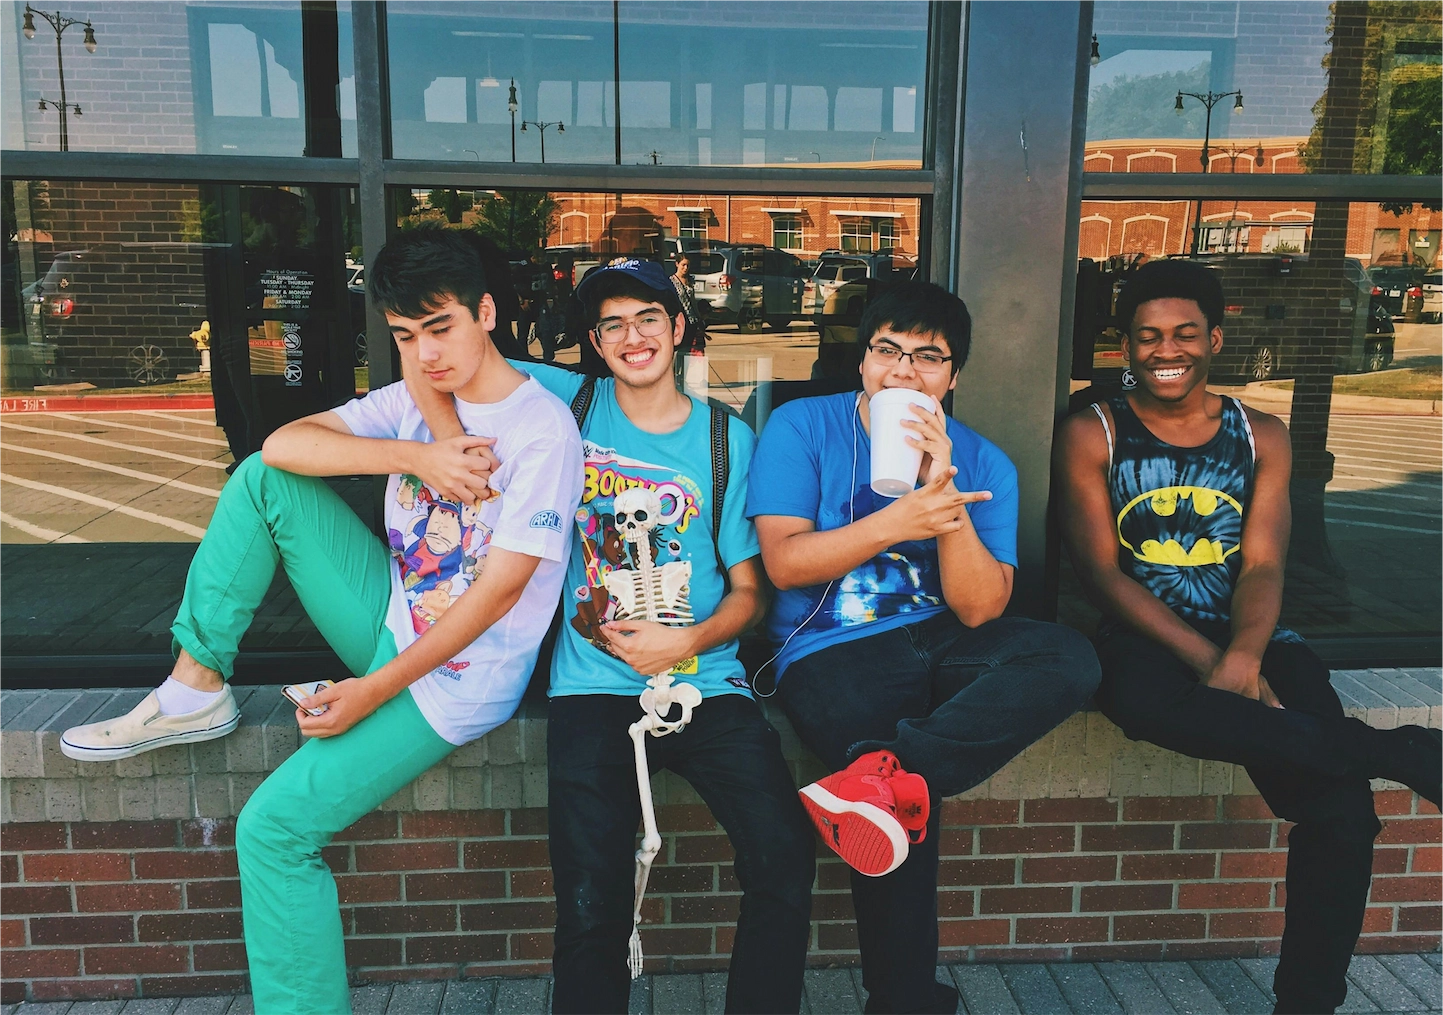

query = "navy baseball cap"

[{"left": 575, "top": 256, "right": 674, "bottom": 301}]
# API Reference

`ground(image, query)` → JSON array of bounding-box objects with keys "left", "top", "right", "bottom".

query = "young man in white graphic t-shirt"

[{"left": 59, "top": 228, "right": 583, "bottom": 1014}]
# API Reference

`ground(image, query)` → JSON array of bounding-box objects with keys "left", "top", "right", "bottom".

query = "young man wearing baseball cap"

[{"left": 411, "top": 257, "right": 814, "bottom": 1014}]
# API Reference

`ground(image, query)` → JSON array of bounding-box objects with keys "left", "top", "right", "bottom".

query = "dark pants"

[
  {"left": 548, "top": 693, "right": 815, "bottom": 1014},
  {"left": 779, "top": 613, "right": 1100, "bottom": 1014},
  {"left": 1094, "top": 623, "right": 1381, "bottom": 1015}
]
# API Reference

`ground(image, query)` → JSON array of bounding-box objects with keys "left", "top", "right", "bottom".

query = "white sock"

[{"left": 155, "top": 676, "right": 225, "bottom": 715}]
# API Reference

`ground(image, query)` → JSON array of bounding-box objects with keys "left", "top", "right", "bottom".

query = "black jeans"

[
  {"left": 1094, "top": 622, "right": 1381, "bottom": 1015},
  {"left": 778, "top": 613, "right": 1100, "bottom": 1014},
  {"left": 548, "top": 693, "right": 815, "bottom": 1014}
]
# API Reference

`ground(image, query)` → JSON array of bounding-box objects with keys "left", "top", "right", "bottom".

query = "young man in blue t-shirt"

[
  {"left": 410, "top": 259, "right": 814, "bottom": 1014},
  {"left": 747, "top": 280, "right": 1100, "bottom": 1014}
]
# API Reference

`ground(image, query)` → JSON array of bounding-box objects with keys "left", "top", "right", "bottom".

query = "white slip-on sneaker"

[{"left": 60, "top": 686, "right": 240, "bottom": 761}]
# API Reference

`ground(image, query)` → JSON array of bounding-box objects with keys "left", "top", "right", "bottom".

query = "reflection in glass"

[
  {"left": 1064, "top": 200, "right": 1442, "bottom": 646},
  {"left": 1087, "top": 1, "right": 1441, "bottom": 175},
  {"left": 1, "top": 1, "right": 355, "bottom": 156},
  {"left": 3, "top": 179, "right": 363, "bottom": 534},
  {"left": 386, "top": 1, "right": 927, "bottom": 166},
  {"left": 393, "top": 188, "right": 922, "bottom": 431}
]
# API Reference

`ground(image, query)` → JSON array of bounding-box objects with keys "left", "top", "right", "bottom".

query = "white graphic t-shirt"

[{"left": 332, "top": 377, "right": 583, "bottom": 744}]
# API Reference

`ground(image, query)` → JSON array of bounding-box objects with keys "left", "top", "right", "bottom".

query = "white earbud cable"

[{"left": 751, "top": 393, "right": 862, "bottom": 697}]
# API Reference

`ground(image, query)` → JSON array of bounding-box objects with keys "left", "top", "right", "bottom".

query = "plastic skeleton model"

[{"left": 603, "top": 486, "right": 700, "bottom": 977}]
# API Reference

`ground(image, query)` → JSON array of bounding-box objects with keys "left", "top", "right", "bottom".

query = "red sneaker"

[
  {"left": 890, "top": 770, "right": 930, "bottom": 845},
  {"left": 798, "top": 751, "right": 928, "bottom": 877}
]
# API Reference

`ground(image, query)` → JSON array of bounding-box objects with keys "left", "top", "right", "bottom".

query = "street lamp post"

[
  {"left": 1175, "top": 89, "right": 1243, "bottom": 254},
  {"left": 870, "top": 135, "right": 886, "bottom": 162},
  {"left": 23, "top": 5, "right": 97, "bottom": 152},
  {"left": 519, "top": 119, "right": 564, "bottom": 164},
  {"left": 507, "top": 79, "right": 518, "bottom": 163}
]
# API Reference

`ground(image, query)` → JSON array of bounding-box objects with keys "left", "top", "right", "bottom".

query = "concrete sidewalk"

[{"left": 4, "top": 954, "right": 1440, "bottom": 1015}]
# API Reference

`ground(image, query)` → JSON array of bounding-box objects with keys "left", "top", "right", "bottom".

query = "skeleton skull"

[{"left": 613, "top": 487, "right": 664, "bottom": 541}]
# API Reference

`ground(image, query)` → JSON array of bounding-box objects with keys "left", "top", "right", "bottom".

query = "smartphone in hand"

[{"left": 283, "top": 679, "right": 336, "bottom": 717}]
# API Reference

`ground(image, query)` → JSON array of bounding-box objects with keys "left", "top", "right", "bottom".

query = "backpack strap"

[
  {"left": 569, "top": 376, "right": 597, "bottom": 430},
  {"left": 710, "top": 404, "right": 731, "bottom": 591}
]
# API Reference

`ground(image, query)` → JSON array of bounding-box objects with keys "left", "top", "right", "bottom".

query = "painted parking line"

[
  {"left": 47, "top": 412, "right": 232, "bottom": 448},
  {"left": 1326, "top": 484, "right": 1443, "bottom": 504},
  {"left": 1325, "top": 502, "right": 1441, "bottom": 522},
  {"left": 0, "top": 421, "right": 229, "bottom": 469},
  {"left": 0, "top": 442, "right": 221, "bottom": 499},
  {"left": 136, "top": 410, "right": 223, "bottom": 426},
  {"left": 1325, "top": 515, "right": 1441, "bottom": 536},
  {"left": 0, "top": 510, "right": 90, "bottom": 543},
  {"left": 0, "top": 473, "right": 207, "bottom": 539}
]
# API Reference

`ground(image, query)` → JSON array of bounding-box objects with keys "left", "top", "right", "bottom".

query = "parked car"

[
  {"left": 803, "top": 250, "right": 919, "bottom": 318},
  {"left": 22, "top": 250, "right": 89, "bottom": 323},
  {"left": 1175, "top": 255, "right": 1394, "bottom": 382},
  {"left": 1367, "top": 265, "right": 1424, "bottom": 319},
  {"left": 1420, "top": 270, "right": 1442, "bottom": 324},
  {"left": 690, "top": 245, "right": 807, "bottom": 331}
]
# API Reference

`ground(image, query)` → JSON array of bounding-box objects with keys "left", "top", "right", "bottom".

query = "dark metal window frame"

[
  {"left": 3, "top": 0, "right": 1438, "bottom": 662},
  {"left": 4, "top": 0, "right": 946, "bottom": 384}
]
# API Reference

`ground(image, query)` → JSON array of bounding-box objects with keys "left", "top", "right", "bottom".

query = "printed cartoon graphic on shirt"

[
  {"left": 570, "top": 441, "right": 702, "bottom": 674},
  {"left": 812, "top": 485, "right": 943, "bottom": 629},
  {"left": 388, "top": 475, "right": 494, "bottom": 635}
]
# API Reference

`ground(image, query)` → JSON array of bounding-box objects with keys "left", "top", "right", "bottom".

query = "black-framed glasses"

[{"left": 867, "top": 341, "right": 952, "bottom": 371}]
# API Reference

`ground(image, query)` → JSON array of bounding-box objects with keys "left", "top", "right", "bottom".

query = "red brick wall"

[{"left": 2, "top": 793, "right": 1439, "bottom": 1003}]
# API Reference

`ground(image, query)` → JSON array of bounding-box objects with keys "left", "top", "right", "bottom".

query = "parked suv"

[
  {"left": 1367, "top": 264, "right": 1425, "bottom": 318},
  {"left": 1421, "top": 270, "right": 1442, "bottom": 324},
  {"left": 1171, "top": 255, "right": 1394, "bottom": 382},
  {"left": 803, "top": 250, "right": 919, "bottom": 318},
  {"left": 690, "top": 245, "right": 807, "bottom": 331}
]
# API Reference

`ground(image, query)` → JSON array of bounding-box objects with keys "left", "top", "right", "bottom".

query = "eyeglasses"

[
  {"left": 867, "top": 342, "right": 952, "bottom": 371},
  {"left": 595, "top": 311, "right": 670, "bottom": 343}
]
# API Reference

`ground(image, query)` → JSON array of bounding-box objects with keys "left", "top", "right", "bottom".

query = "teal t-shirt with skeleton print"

[{"left": 514, "top": 362, "right": 761, "bottom": 699}]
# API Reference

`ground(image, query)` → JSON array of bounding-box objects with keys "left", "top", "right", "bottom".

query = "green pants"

[{"left": 175, "top": 456, "right": 454, "bottom": 1013}]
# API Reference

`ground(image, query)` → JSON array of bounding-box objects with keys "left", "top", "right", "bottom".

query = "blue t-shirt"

[
  {"left": 516, "top": 362, "right": 761, "bottom": 699},
  {"left": 745, "top": 391, "right": 1019, "bottom": 678}
]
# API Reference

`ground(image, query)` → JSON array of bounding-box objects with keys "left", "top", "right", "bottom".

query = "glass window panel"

[
  {"left": 386, "top": 1, "right": 927, "bottom": 166},
  {"left": 2, "top": 2, "right": 353, "bottom": 157},
  {"left": 1064, "top": 198, "right": 1442, "bottom": 645},
  {"left": 393, "top": 188, "right": 921, "bottom": 430},
  {"left": 1087, "top": 1, "right": 1441, "bottom": 175},
  {"left": 2, "top": 179, "right": 364, "bottom": 556}
]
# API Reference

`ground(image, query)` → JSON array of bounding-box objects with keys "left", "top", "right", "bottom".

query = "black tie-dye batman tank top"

[{"left": 1095, "top": 395, "right": 1255, "bottom": 626}]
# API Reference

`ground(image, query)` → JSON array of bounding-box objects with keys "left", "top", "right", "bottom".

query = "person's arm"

[
  {"left": 755, "top": 468, "right": 985, "bottom": 590},
  {"left": 295, "top": 546, "right": 541, "bottom": 736},
  {"left": 1207, "top": 410, "right": 1291, "bottom": 707},
  {"left": 262, "top": 406, "right": 495, "bottom": 505},
  {"left": 1053, "top": 409, "right": 1222, "bottom": 676},
  {"left": 400, "top": 368, "right": 501, "bottom": 491},
  {"left": 599, "top": 555, "right": 768, "bottom": 676},
  {"left": 904, "top": 401, "right": 1012, "bottom": 625}
]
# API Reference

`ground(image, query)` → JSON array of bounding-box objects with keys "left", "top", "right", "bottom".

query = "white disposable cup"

[{"left": 869, "top": 388, "right": 936, "bottom": 497}]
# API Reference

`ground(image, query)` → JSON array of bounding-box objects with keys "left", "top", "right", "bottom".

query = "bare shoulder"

[
  {"left": 1240, "top": 402, "right": 1290, "bottom": 454},
  {"left": 1055, "top": 402, "right": 1111, "bottom": 463}
]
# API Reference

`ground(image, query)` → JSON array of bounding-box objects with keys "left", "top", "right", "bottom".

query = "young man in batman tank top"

[{"left": 1054, "top": 259, "right": 1440, "bottom": 1015}]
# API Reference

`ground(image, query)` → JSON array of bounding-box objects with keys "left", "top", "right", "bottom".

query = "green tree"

[
  {"left": 1086, "top": 62, "right": 1211, "bottom": 141},
  {"left": 427, "top": 188, "right": 469, "bottom": 224},
  {"left": 1381, "top": 63, "right": 1441, "bottom": 176},
  {"left": 473, "top": 190, "right": 559, "bottom": 253}
]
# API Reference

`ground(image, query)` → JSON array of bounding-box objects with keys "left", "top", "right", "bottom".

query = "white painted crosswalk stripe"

[
  {"left": 46, "top": 412, "right": 232, "bottom": 448},
  {"left": 0, "top": 510, "right": 90, "bottom": 543},
  {"left": 0, "top": 420, "right": 229, "bottom": 469},
  {"left": 0, "top": 473, "right": 207, "bottom": 539},
  {"left": 0, "top": 442, "right": 221, "bottom": 499}
]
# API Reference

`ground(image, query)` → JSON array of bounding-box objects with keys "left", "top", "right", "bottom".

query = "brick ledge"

[{"left": 2, "top": 669, "right": 1438, "bottom": 823}]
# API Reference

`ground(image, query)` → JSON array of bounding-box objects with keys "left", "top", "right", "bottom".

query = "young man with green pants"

[{"left": 60, "top": 228, "right": 584, "bottom": 1013}]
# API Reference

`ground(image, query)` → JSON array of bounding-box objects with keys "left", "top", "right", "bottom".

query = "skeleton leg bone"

[{"left": 627, "top": 713, "right": 663, "bottom": 979}]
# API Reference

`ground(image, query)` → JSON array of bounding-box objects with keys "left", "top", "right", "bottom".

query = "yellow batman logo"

[{"left": 1116, "top": 485, "right": 1243, "bottom": 567}]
